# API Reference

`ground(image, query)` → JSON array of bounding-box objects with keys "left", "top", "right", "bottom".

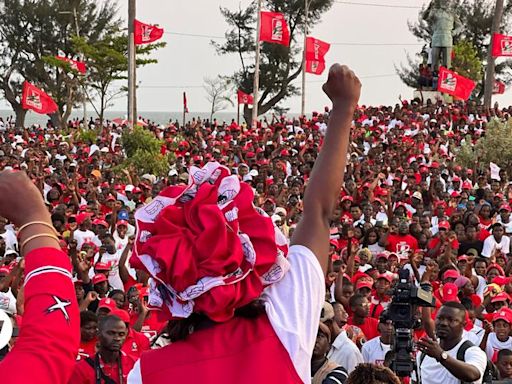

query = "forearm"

[{"left": 440, "top": 357, "right": 482, "bottom": 382}]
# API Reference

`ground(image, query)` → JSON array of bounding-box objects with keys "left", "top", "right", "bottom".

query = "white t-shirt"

[
  {"left": 128, "top": 244, "right": 325, "bottom": 384},
  {"left": 485, "top": 332, "right": 512, "bottom": 361},
  {"left": 0, "top": 230, "right": 18, "bottom": 252},
  {"left": 328, "top": 330, "right": 363, "bottom": 374},
  {"left": 361, "top": 337, "right": 390, "bottom": 365},
  {"left": 419, "top": 338, "right": 487, "bottom": 384},
  {"left": 482, "top": 235, "right": 510, "bottom": 257},
  {"left": 90, "top": 251, "right": 123, "bottom": 291},
  {"left": 0, "top": 288, "right": 16, "bottom": 314},
  {"left": 73, "top": 229, "right": 96, "bottom": 250}
]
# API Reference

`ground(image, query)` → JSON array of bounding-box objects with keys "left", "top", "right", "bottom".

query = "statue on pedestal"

[{"left": 424, "top": 0, "right": 462, "bottom": 70}]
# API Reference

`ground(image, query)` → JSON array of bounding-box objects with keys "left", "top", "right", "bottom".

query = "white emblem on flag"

[
  {"left": 311, "top": 61, "right": 319, "bottom": 73},
  {"left": 141, "top": 25, "right": 154, "bottom": 42},
  {"left": 502, "top": 38, "right": 512, "bottom": 54},
  {"left": 26, "top": 90, "right": 42, "bottom": 109},
  {"left": 442, "top": 73, "right": 457, "bottom": 92},
  {"left": 314, "top": 41, "right": 320, "bottom": 60},
  {"left": 271, "top": 18, "right": 283, "bottom": 41}
]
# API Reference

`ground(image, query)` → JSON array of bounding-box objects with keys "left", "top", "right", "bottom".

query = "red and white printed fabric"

[{"left": 132, "top": 162, "right": 289, "bottom": 322}]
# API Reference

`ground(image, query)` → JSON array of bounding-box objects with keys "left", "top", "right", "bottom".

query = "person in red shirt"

[
  {"left": 370, "top": 274, "right": 393, "bottom": 319},
  {"left": 78, "top": 311, "right": 98, "bottom": 360},
  {"left": 111, "top": 308, "right": 150, "bottom": 361},
  {"left": 427, "top": 220, "right": 459, "bottom": 259},
  {"left": 385, "top": 221, "right": 418, "bottom": 259},
  {"left": 70, "top": 314, "right": 136, "bottom": 384},
  {"left": 348, "top": 293, "right": 380, "bottom": 341}
]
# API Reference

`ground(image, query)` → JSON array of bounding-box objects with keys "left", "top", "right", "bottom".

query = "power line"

[
  {"left": 163, "top": 31, "right": 225, "bottom": 40},
  {"left": 335, "top": 1, "right": 421, "bottom": 9}
]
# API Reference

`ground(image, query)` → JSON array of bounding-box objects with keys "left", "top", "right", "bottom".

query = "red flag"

[
  {"left": 54, "top": 56, "right": 86, "bottom": 74},
  {"left": 492, "top": 33, "right": 512, "bottom": 57},
  {"left": 493, "top": 81, "right": 506, "bottom": 95},
  {"left": 259, "top": 12, "right": 290, "bottom": 46},
  {"left": 437, "top": 67, "right": 476, "bottom": 101},
  {"left": 305, "top": 37, "right": 330, "bottom": 62},
  {"left": 183, "top": 92, "right": 189, "bottom": 113},
  {"left": 306, "top": 60, "right": 326, "bottom": 75},
  {"left": 237, "top": 90, "right": 254, "bottom": 105},
  {"left": 21, "top": 81, "right": 58, "bottom": 114},
  {"left": 134, "top": 19, "right": 164, "bottom": 45}
]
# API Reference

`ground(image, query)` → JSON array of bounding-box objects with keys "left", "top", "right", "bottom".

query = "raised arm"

[{"left": 291, "top": 64, "right": 361, "bottom": 274}]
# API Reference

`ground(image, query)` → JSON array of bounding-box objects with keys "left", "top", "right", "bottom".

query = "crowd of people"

[{"left": 2, "top": 64, "right": 512, "bottom": 383}]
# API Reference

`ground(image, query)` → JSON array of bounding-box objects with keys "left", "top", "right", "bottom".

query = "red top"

[
  {"left": 122, "top": 328, "right": 150, "bottom": 360},
  {"left": 141, "top": 314, "right": 302, "bottom": 384},
  {"left": 386, "top": 234, "right": 418, "bottom": 255},
  {"left": 78, "top": 339, "right": 97, "bottom": 360},
  {"left": 347, "top": 316, "right": 380, "bottom": 341},
  {"left": 0, "top": 247, "right": 80, "bottom": 384},
  {"left": 69, "top": 351, "right": 135, "bottom": 384}
]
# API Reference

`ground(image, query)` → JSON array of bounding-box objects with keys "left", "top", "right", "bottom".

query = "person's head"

[
  {"left": 375, "top": 254, "right": 389, "bottom": 274},
  {"left": 74, "top": 281, "right": 85, "bottom": 302},
  {"left": 312, "top": 322, "right": 332, "bottom": 360},
  {"left": 465, "top": 225, "right": 477, "bottom": 241},
  {"left": 435, "top": 301, "right": 467, "bottom": 341},
  {"left": 332, "top": 302, "right": 349, "bottom": 328},
  {"left": 497, "top": 349, "right": 512, "bottom": 379},
  {"left": 341, "top": 281, "right": 354, "bottom": 301},
  {"left": 80, "top": 311, "right": 98, "bottom": 342},
  {"left": 346, "top": 363, "right": 401, "bottom": 384},
  {"left": 378, "top": 311, "right": 394, "bottom": 344},
  {"left": 349, "top": 293, "right": 370, "bottom": 319},
  {"left": 398, "top": 221, "right": 409, "bottom": 235},
  {"left": 108, "top": 290, "right": 126, "bottom": 309},
  {"left": 98, "top": 314, "right": 128, "bottom": 353},
  {"left": 474, "top": 258, "right": 488, "bottom": 276},
  {"left": 493, "top": 223, "right": 505, "bottom": 241},
  {"left": 101, "top": 234, "right": 116, "bottom": 255},
  {"left": 375, "top": 275, "right": 392, "bottom": 296}
]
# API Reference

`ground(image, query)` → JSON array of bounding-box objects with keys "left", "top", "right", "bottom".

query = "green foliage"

[
  {"left": 452, "top": 40, "right": 483, "bottom": 82},
  {"left": 454, "top": 119, "right": 512, "bottom": 170},
  {"left": 213, "top": 0, "right": 334, "bottom": 122},
  {"left": 397, "top": 0, "right": 512, "bottom": 97},
  {"left": 121, "top": 126, "right": 170, "bottom": 177},
  {"left": 76, "top": 127, "right": 99, "bottom": 143}
]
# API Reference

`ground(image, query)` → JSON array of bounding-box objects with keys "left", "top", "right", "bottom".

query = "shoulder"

[{"left": 325, "top": 365, "right": 348, "bottom": 382}]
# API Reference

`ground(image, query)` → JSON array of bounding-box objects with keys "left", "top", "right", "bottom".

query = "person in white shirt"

[
  {"left": 481, "top": 308, "right": 512, "bottom": 363},
  {"left": 322, "top": 302, "right": 363, "bottom": 374},
  {"left": 482, "top": 223, "right": 510, "bottom": 258},
  {"left": 361, "top": 310, "right": 392, "bottom": 366},
  {"left": 72, "top": 213, "right": 96, "bottom": 250},
  {"left": 496, "top": 205, "right": 512, "bottom": 234},
  {"left": 418, "top": 302, "right": 487, "bottom": 384}
]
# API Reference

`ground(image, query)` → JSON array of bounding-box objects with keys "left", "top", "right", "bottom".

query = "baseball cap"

[
  {"left": 438, "top": 220, "right": 451, "bottom": 230},
  {"left": 92, "top": 273, "right": 108, "bottom": 285},
  {"left": 412, "top": 191, "right": 423, "bottom": 201},
  {"left": 493, "top": 309, "right": 512, "bottom": 324},
  {"left": 493, "top": 276, "right": 512, "bottom": 286},
  {"left": 118, "top": 210, "right": 129, "bottom": 221},
  {"left": 116, "top": 220, "right": 128, "bottom": 227},
  {"left": 125, "top": 184, "right": 135, "bottom": 192},
  {"left": 94, "top": 262, "right": 110, "bottom": 271},
  {"left": 462, "top": 181, "right": 472, "bottom": 190},
  {"left": 76, "top": 212, "right": 92, "bottom": 225},
  {"left": 93, "top": 219, "right": 109, "bottom": 228},
  {"left": 320, "top": 302, "right": 335, "bottom": 322},
  {"left": 376, "top": 252, "right": 389, "bottom": 260},
  {"left": 491, "top": 292, "right": 511, "bottom": 304},
  {"left": 98, "top": 297, "right": 116, "bottom": 311},
  {"left": 356, "top": 280, "right": 374, "bottom": 291},
  {"left": 441, "top": 283, "right": 460, "bottom": 303},
  {"left": 500, "top": 204, "right": 512, "bottom": 212},
  {"left": 376, "top": 274, "right": 393, "bottom": 283},
  {"left": 443, "top": 269, "right": 460, "bottom": 281},
  {"left": 110, "top": 309, "right": 130, "bottom": 323}
]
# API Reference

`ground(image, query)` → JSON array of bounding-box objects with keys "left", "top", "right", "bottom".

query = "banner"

[
  {"left": 21, "top": 81, "right": 58, "bottom": 114},
  {"left": 492, "top": 33, "right": 512, "bottom": 57},
  {"left": 134, "top": 19, "right": 164, "bottom": 45},
  {"left": 305, "top": 37, "right": 330, "bottom": 62},
  {"left": 259, "top": 12, "right": 290, "bottom": 46},
  {"left": 437, "top": 67, "right": 476, "bottom": 101},
  {"left": 237, "top": 90, "right": 254, "bottom": 105},
  {"left": 491, "top": 162, "right": 501, "bottom": 181},
  {"left": 306, "top": 60, "right": 326, "bottom": 75},
  {"left": 183, "top": 92, "right": 189, "bottom": 113},
  {"left": 55, "top": 56, "right": 86, "bottom": 74},
  {"left": 493, "top": 81, "right": 506, "bottom": 95}
]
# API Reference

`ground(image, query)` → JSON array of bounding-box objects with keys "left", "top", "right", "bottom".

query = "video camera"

[{"left": 388, "top": 268, "right": 436, "bottom": 377}]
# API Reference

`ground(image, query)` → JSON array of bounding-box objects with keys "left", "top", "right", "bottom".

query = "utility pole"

[
  {"left": 252, "top": 0, "right": 263, "bottom": 129},
  {"left": 128, "top": 0, "right": 137, "bottom": 126},
  {"left": 484, "top": 0, "right": 504, "bottom": 109},
  {"left": 301, "top": 0, "right": 309, "bottom": 118},
  {"left": 73, "top": 7, "right": 87, "bottom": 127}
]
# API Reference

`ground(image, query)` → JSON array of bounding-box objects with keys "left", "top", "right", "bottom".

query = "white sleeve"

[
  {"left": 481, "top": 238, "right": 492, "bottom": 258},
  {"left": 362, "top": 342, "right": 370, "bottom": 363},
  {"left": 465, "top": 346, "right": 488, "bottom": 380},
  {"left": 127, "top": 360, "right": 143, "bottom": 384},
  {"left": 347, "top": 348, "right": 364, "bottom": 373},
  {"left": 261, "top": 245, "right": 325, "bottom": 384}
]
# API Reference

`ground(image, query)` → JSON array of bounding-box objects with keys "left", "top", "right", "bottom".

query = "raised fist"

[{"left": 322, "top": 64, "right": 361, "bottom": 109}]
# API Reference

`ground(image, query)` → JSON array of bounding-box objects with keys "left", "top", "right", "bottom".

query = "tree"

[
  {"left": 213, "top": 0, "right": 334, "bottom": 123},
  {"left": 397, "top": 0, "right": 512, "bottom": 99},
  {"left": 203, "top": 76, "right": 234, "bottom": 121},
  {"left": 454, "top": 119, "right": 512, "bottom": 171},
  {"left": 0, "top": 0, "right": 120, "bottom": 128},
  {"left": 71, "top": 34, "right": 165, "bottom": 125},
  {"left": 121, "top": 126, "right": 170, "bottom": 177}
]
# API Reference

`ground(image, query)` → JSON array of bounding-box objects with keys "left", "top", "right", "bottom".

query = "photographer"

[{"left": 418, "top": 301, "right": 487, "bottom": 384}]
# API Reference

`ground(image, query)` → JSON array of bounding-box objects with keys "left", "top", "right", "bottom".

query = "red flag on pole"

[
  {"left": 305, "top": 37, "right": 330, "bottom": 62},
  {"left": 237, "top": 90, "right": 254, "bottom": 105},
  {"left": 134, "top": 19, "right": 164, "bottom": 45},
  {"left": 54, "top": 56, "right": 86, "bottom": 74},
  {"left": 306, "top": 60, "right": 326, "bottom": 75},
  {"left": 183, "top": 92, "right": 189, "bottom": 113},
  {"left": 21, "top": 81, "right": 58, "bottom": 114},
  {"left": 437, "top": 67, "right": 476, "bottom": 100},
  {"left": 492, "top": 33, "right": 512, "bottom": 57},
  {"left": 259, "top": 12, "right": 290, "bottom": 46},
  {"left": 493, "top": 81, "right": 506, "bottom": 95}
]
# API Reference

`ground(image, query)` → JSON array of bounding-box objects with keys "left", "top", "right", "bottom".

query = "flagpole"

[
  {"left": 128, "top": 0, "right": 136, "bottom": 127},
  {"left": 484, "top": 0, "right": 504, "bottom": 109},
  {"left": 301, "top": 0, "right": 309, "bottom": 118},
  {"left": 252, "top": 0, "right": 263, "bottom": 129}
]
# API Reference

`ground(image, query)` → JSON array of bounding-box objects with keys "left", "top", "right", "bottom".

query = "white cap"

[{"left": 125, "top": 184, "right": 135, "bottom": 192}]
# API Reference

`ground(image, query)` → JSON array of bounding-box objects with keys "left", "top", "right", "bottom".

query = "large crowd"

[{"left": 2, "top": 90, "right": 512, "bottom": 383}]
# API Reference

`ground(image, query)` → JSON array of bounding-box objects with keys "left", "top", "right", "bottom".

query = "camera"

[{"left": 388, "top": 268, "right": 436, "bottom": 377}]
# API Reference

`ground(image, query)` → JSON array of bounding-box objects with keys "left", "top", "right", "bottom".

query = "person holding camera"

[{"left": 418, "top": 301, "right": 488, "bottom": 384}]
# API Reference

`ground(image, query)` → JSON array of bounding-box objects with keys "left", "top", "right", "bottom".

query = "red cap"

[
  {"left": 116, "top": 220, "right": 128, "bottom": 227},
  {"left": 93, "top": 219, "right": 109, "bottom": 228},
  {"left": 376, "top": 252, "right": 389, "bottom": 260},
  {"left": 98, "top": 297, "right": 116, "bottom": 311},
  {"left": 377, "top": 273, "right": 393, "bottom": 283},
  {"left": 491, "top": 292, "right": 511, "bottom": 304},
  {"left": 442, "top": 283, "right": 460, "bottom": 303},
  {"left": 462, "top": 181, "right": 472, "bottom": 190},
  {"left": 443, "top": 269, "right": 460, "bottom": 280},
  {"left": 356, "top": 280, "right": 374, "bottom": 291},
  {"left": 329, "top": 239, "right": 339, "bottom": 249},
  {"left": 76, "top": 212, "right": 92, "bottom": 225},
  {"left": 500, "top": 205, "right": 512, "bottom": 212},
  {"left": 110, "top": 309, "right": 130, "bottom": 323},
  {"left": 493, "top": 309, "right": 512, "bottom": 324},
  {"left": 0, "top": 267, "right": 10, "bottom": 274},
  {"left": 457, "top": 255, "right": 469, "bottom": 262},
  {"left": 341, "top": 196, "right": 354, "bottom": 202},
  {"left": 430, "top": 161, "right": 440, "bottom": 169},
  {"left": 94, "top": 262, "right": 110, "bottom": 271},
  {"left": 452, "top": 176, "right": 461, "bottom": 182},
  {"left": 493, "top": 276, "right": 512, "bottom": 286},
  {"left": 438, "top": 220, "right": 451, "bottom": 230},
  {"left": 92, "top": 273, "right": 108, "bottom": 285}
]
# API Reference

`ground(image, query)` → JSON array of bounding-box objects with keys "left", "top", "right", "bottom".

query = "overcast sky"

[{"left": 5, "top": 0, "right": 511, "bottom": 115}]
